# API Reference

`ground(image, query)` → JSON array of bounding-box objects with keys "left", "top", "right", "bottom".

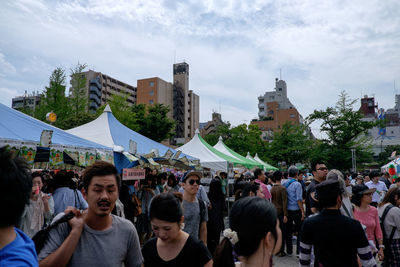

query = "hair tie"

[{"left": 223, "top": 228, "right": 239, "bottom": 245}]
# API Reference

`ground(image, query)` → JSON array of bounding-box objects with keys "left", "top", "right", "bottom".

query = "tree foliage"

[
  {"left": 269, "top": 122, "right": 314, "bottom": 166},
  {"left": 306, "top": 91, "right": 376, "bottom": 170},
  {"left": 104, "top": 93, "right": 175, "bottom": 142}
]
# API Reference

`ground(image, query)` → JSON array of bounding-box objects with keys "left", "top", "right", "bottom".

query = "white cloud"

[
  {"left": 0, "top": 53, "right": 17, "bottom": 76},
  {"left": 0, "top": 0, "right": 399, "bottom": 132}
]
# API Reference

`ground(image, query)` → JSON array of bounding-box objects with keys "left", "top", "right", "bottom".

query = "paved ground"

[{"left": 273, "top": 254, "right": 299, "bottom": 266}]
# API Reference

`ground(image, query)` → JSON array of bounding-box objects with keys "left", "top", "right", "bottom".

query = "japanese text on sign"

[{"left": 122, "top": 168, "right": 145, "bottom": 180}]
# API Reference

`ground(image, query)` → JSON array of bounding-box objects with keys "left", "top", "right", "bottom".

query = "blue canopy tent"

[{"left": 0, "top": 103, "right": 113, "bottom": 166}]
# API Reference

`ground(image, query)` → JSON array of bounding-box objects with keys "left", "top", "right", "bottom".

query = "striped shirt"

[{"left": 299, "top": 209, "right": 376, "bottom": 267}]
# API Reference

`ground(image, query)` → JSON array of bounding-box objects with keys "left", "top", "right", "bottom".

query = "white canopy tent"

[{"left": 177, "top": 130, "right": 228, "bottom": 172}]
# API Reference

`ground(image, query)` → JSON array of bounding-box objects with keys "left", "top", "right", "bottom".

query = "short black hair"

[
  {"left": 311, "top": 160, "right": 326, "bottom": 172},
  {"left": 369, "top": 171, "right": 380, "bottom": 179},
  {"left": 0, "top": 147, "right": 32, "bottom": 227},
  {"left": 271, "top": 170, "right": 282, "bottom": 183},
  {"left": 32, "top": 171, "right": 43, "bottom": 183},
  {"left": 82, "top": 161, "right": 120, "bottom": 191},
  {"left": 150, "top": 192, "right": 183, "bottom": 223},
  {"left": 253, "top": 168, "right": 263, "bottom": 179}
]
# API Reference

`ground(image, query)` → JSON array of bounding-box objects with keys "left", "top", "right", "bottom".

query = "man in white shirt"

[{"left": 365, "top": 171, "right": 388, "bottom": 207}]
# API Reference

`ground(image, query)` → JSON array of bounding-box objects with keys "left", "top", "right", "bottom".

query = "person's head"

[
  {"left": 254, "top": 168, "right": 265, "bottom": 182},
  {"left": 271, "top": 170, "right": 282, "bottom": 183},
  {"left": 351, "top": 184, "right": 376, "bottom": 207},
  {"left": 82, "top": 161, "right": 120, "bottom": 217},
  {"left": 356, "top": 175, "right": 364, "bottom": 185},
  {"left": 214, "top": 197, "right": 281, "bottom": 267},
  {"left": 383, "top": 172, "right": 390, "bottom": 179},
  {"left": 343, "top": 174, "right": 351, "bottom": 187},
  {"left": 311, "top": 160, "right": 328, "bottom": 181},
  {"left": 240, "top": 183, "right": 264, "bottom": 199},
  {"left": 208, "top": 178, "right": 224, "bottom": 201},
  {"left": 149, "top": 192, "right": 184, "bottom": 243},
  {"left": 369, "top": 171, "right": 380, "bottom": 183},
  {"left": 379, "top": 187, "right": 400, "bottom": 208},
  {"left": 157, "top": 172, "right": 168, "bottom": 185},
  {"left": 288, "top": 166, "right": 299, "bottom": 178},
  {"left": 151, "top": 169, "right": 158, "bottom": 176},
  {"left": 167, "top": 173, "right": 177, "bottom": 187},
  {"left": 182, "top": 171, "right": 202, "bottom": 196},
  {"left": 326, "top": 169, "right": 350, "bottom": 198},
  {"left": 220, "top": 172, "right": 227, "bottom": 179},
  {"left": 0, "top": 147, "right": 32, "bottom": 227},
  {"left": 314, "top": 180, "right": 343, "bottom": 209},
  {"left": 31, "top": 172, "right": 44, "bottom": 194}
]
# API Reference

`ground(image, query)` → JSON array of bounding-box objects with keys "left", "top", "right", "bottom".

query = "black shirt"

[
  {"left": 305, "top": 179, "right": 320, "bottom": 216},
  {"left": 142, "top": 236, "right": 212, "bottom": 267},
  {"left": 300, "top": 209, "right": 371, "bottom": 267}
]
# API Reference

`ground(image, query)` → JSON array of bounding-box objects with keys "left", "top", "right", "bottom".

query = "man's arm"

[
  {"left": 296, "top": 184, "right": 305, "bottom": 220},
  {"left": 39, "top": 208, "right": 84, "bottom": 267},
  {"left": 199, "top": 221, "right": 207, "bottom": 245}
]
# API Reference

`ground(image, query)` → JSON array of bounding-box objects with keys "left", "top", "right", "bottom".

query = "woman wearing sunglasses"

[
  {"left": 142, "top": 192, "right": 212, "bottom": 267},
  {"left": 352, "top": 184, "right": 384, "bottom": 261}
]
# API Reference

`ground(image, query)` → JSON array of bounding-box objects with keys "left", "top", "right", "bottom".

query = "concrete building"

[
  {"left": 251, "top": 78, "right": 304, "bottom": 141},
  {"left": 12, "top": 91, "right": 42, "bottom": 111},
  {"left": 199, "top": 112, "right": 225, "bottom": 137},
  {"left": 137, "top": 62, "right": 199, "bottom": 144},
  {"left": 73, "top": 70, "right": 137, "bottom": 111},
  {"left": 360, "top": 95, "right": 400, "bottom": 156}
]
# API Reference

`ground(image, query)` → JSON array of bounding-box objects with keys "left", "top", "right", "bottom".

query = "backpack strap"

[
  {"left": 198, "top": 198, "right": 206, "bottom": 237},
  {"left": 380, "top": 204, "right": 395, "bottom": 239}
]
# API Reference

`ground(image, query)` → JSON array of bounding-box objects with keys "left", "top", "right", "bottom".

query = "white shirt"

[{"left": 365, "top": 181, "right": 388, "bottom": 203}]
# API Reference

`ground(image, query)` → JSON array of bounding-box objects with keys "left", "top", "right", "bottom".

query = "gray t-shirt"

[
  {"left": 38, "top": 214, "right": 143, "bottom": 267},
  {"left": 182, "top": 198, "right": 208, "bottom": 240}
]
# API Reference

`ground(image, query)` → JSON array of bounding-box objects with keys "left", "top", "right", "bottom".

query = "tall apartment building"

[
  {"left": 137, "top": 62, "right": 199, "bottom": 144},
  {"left": 11, "top": 91, "right": 42, "bottom": 111},
  {"left": 72, "top": 70, "right": 137, "bottom": 111},
  {"left": 251, "top": 78, "right": 303, "bottom": 141}
]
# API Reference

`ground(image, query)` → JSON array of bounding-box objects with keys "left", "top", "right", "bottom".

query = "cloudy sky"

[{"left": 1, "top": 0, "right": 399, "bottom": 138}]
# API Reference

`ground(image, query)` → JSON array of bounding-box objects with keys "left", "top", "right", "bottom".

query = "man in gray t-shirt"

[
  {"left": 38, "top": 161, "right": 143, "bottom": 267},
  {"left": 182, "top": 170, "right": 208, "bottom": 245},
  {"left": 182, "top": 198, "right": 208, "bottom": 239}
]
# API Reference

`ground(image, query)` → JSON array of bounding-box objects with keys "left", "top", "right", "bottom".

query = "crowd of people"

[{"left": 1, "top": 145, "right": 400, "bottom": 266}]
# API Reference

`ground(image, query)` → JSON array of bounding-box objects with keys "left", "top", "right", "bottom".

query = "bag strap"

[
  {"left": 285, "top": 178, "right": 296, "bottom": 189},
  {"left": 341, "top": 203, "right": 352, "bottom": 218},
  {"left": 74, "top": 189, "right": 82, "bottom": 210},
  {"left": 381, "top": 204, "right": 395, "bottom": 240}
]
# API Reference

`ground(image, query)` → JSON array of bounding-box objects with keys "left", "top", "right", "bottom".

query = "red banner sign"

[{"left": 122, "top": 168, "right": 145, "bottom": 180}]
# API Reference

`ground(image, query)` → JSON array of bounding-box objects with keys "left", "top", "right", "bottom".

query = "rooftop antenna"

[{"left": 279, "top": 68, "right": 282, "bottom": 80}]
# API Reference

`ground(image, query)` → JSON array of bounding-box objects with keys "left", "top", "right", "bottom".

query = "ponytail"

[{"left": 213, "top": 238, "right": 235, "bottom": 267}]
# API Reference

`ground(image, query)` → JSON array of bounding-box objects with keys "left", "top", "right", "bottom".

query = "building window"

[
  {"left": 279, "top": 88, "right": 282, "bottom": 91},
  {"left": 149, "top": 90, "right": 154, "bottom": 96},
  {"left": 290, "top": 114, "right": 295, "bottom": 118},
  {"left": 149, "top": 81, "right": 154, "bottom": 87},
  {"left": 269, "top": 96, "right": 275, "bottom": 100},
  {"left": 149, "top": 100, "right": 154, "bottom": 104}
]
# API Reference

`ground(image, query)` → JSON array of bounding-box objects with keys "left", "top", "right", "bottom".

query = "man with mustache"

[{"left": 38, "top": 161, "right": 143, "bottom": 267}]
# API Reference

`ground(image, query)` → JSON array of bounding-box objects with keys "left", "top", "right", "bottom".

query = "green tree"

[
  {"left": 307, "top": 91, "right": 376, "bottom": 171},
  {"left": 269, "top": 122, "right": 314, "bottom": 166},
  {"left": 69, "top": 62, "right": 88, "bottom": 117},
  {"left": 34, "top": 67, "right": 71, "bottom": 128},
  {"left": 139, "top": 104, "right": 175, "bottom": 142},
  {"left": 204, "top": 123, "right": 269, "bottom": 160}
]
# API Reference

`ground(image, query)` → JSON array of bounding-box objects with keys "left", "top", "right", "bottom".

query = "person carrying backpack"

[{"left": 378, "top": 187, "right": 400, "bottom": 266}]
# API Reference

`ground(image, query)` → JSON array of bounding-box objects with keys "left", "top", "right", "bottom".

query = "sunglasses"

[
  {"left": 317, "top": 167, "right": 328, "bottom": 171},
  {"left": 188, "top": 179, "right": 200, "bottom": 185}
]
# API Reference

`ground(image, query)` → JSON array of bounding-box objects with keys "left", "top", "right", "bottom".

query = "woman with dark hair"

[
  {"left": 352, "top": 184, "right": 384, "bottom": 261},
  {"left": 378, "top": 187, "right": 400, "bottom": 266},
  {"left": 166, "top": 173, "right": 180, "bottom": 193},
  {"left": 214, "top": 197, "right": 281, "bottom": 267},
  {"left": 19, "top": 172, "right": 54, "bottom": 237},
  {"left": 207, "top": 178, "right": 225, "bottom": 255},
  {"left": 235, "top": 182, "right": 264, "bottom": 200},
  {"left": 142, "top": 193, "right": 212, "bottom": 267}
]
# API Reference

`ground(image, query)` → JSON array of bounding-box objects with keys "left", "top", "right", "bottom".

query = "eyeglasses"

[
  {"left": 317, "top": 167, "right": 328, "bottom": 171},
  {"left": 188, "top": 179, "right": 200, "bottom": 185}
]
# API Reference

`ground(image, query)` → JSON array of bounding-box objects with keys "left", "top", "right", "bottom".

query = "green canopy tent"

[
  {"left": 247, "top": 152, "right": 278, "bottom": 171},
  {"left": 213, "top": 136, "right": 263, "bottom": 169}
]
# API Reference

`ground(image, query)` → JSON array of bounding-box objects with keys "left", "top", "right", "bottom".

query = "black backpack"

[
  {"left": 32, "top": 212, "right": 75, "bottom": 254},
  {"left": 379, "top": 204, "right": 397, "bottom": 265}
]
